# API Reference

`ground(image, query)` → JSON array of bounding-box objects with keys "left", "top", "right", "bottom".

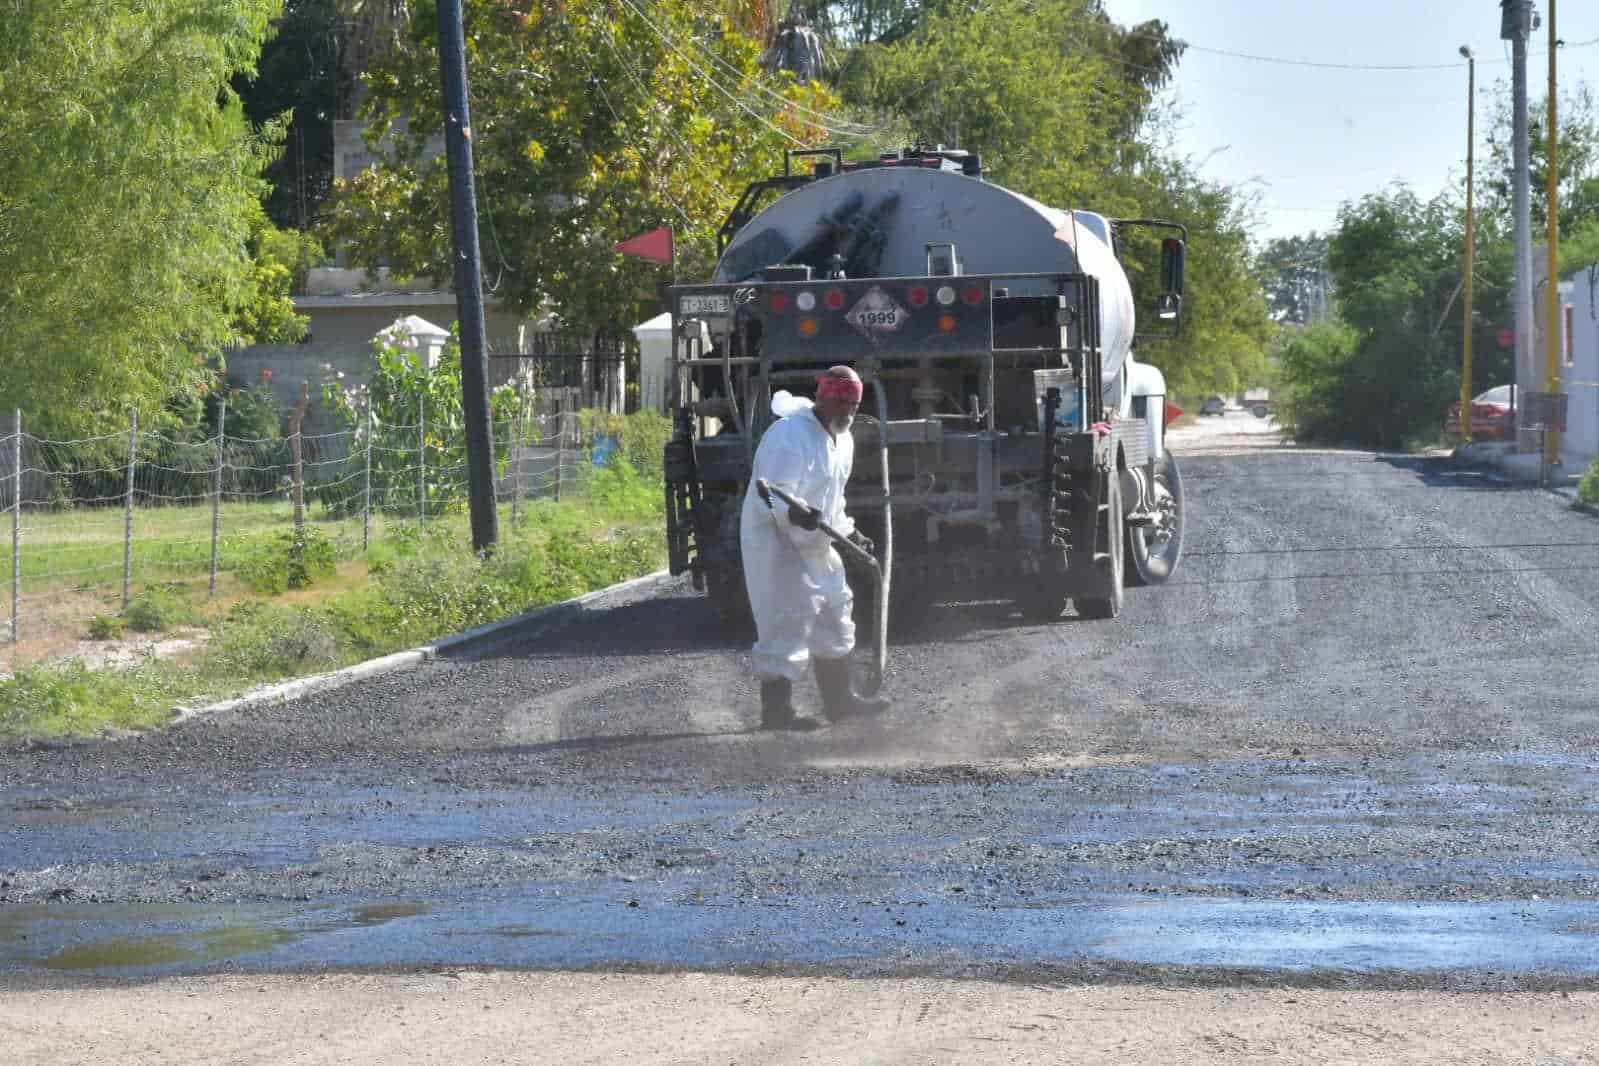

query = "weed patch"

[
  {"left": 1579, "top": 458, "right": 1599, "bottom": 508},
  {"left": 124, "top": 584, "right": 197, "bottom": 633},
  {"left": 86, "top": 614, "right": 125, "bottom": 641}
]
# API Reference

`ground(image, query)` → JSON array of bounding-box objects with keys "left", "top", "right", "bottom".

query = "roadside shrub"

[
  {"left": 1277, "top": 319, "right": 1456, "bottom": 449},
  {"left": 86, "top": 614, "right": 125, "bottom": 641},
  {"left": 284, "top": 528, "right": 337, "bottom": 589},
  {"left": 236, "top": 527, "right": 337, "bottom": 595},
  {"left": 0, "top": 661, "right": 201, "bottom": 739},
  {"left": 577, "top": 409, "right": 671, "bottom": 482},
  {"left": 124, "top": 584, "right": 196, "bottom": 633},
  {"left": 374, "top": 552, "right": 520, "bottom": 643},
  {"left": 1579, "top": 458, "right": 1599, "bottom": 507},
  {"left": 204, "top": 602, "right": 341, "bottom": 678},
  {"left": 584, "top": 458, "right": 662, "bottom": 523}
]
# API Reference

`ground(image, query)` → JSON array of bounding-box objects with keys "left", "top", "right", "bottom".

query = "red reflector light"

[
  {"left": 768, "top": 292, "right": 790, "bottom": 313},
  {"left": 823, "top": 287, "right": 845, "bottom": 311},
  {"left": 1164, "top": 402, "right": 1184, "bottom": 425},
  {"left": 907, "top": 286, "right": 929, "bottom": 308},
  {"left": 961, "top": 284, "right": 985, "bottom": 306}
]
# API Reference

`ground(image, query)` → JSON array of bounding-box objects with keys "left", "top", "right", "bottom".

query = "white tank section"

[{"left": 714, "top": 167, "right": 1138, "bottom": 385}]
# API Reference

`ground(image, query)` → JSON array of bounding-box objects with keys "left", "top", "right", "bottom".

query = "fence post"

[
  {"left": 554, "top": 400, "right": 565, "bottom": 503},
  {"left": 290, "top": 382, "right": 309, "bottom": 535},
  {"left": 363, "top": 395, "right": 374, "bottom": 552},
  {"left": 510, "top": 393, "right": 524, "bottom": 528},
  {"left": 122, "top": 409, "right": 137, "bottom": 611},
  {"left": 10, "top": 409, "right": 20, "bottom": 645},
  {"left": 417, "top": 391, "right": 427, "bottom": 528},
  {"left": 209, "top": 392, "right": 226, "bottom": 598}
]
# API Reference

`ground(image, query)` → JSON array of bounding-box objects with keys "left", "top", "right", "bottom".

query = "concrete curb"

[{"left": 170, "top": 568, "right": 672, "bottom": 725}]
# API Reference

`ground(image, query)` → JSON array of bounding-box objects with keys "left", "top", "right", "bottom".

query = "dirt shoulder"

[{"left": 3, "top": 972, "right": 1594, "bottom": 1065}]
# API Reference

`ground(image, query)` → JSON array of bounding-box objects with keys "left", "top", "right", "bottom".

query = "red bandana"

[{"left": 815, "top": 374, "right": 863, "bottom": 404}]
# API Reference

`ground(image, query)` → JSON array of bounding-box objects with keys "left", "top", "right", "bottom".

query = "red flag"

[{"left": 613, "top": 226, "right": 673, "bottom": 264}]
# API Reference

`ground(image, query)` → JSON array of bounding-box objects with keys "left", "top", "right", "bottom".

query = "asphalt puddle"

[
  {"left": 4, "top": 754, "right": 1598, "bottom": 980},
  {"left": 5, "top": 892, "right": 1599, "bottom": 978}
]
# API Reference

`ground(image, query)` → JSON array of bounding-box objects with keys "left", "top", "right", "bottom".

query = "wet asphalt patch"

[{"left": 5, "top": 752, "right": 1598, "bottom": 983}]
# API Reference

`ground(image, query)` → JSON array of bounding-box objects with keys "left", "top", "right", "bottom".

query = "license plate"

[{"left": 679, "top": 293, "right": 731, "bottom": 315}]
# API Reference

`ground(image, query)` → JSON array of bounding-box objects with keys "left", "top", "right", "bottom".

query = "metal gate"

[{"left": 490, "top": 331, "right": 635, "bottom": 414}]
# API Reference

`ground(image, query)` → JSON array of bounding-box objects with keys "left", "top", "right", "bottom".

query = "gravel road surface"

[{"left": 4, "top": 411, "right": 1599, "bottom": 1056}]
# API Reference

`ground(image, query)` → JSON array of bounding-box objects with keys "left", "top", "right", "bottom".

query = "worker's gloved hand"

[
  {"left": 787, "top": 503, "right": 822, "bottom": 531},
  {"left": 849, "top": 530, "right": 875, "bottom": 557}
]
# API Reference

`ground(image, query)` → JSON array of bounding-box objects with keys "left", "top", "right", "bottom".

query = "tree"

[
  {"left": 1133, "top": 160, "right": 1275, "bottom": 398},
  {"left": 235, "top": 0, "right": 343, "bottom": 230},
  {"left": 846, "top": 0, "right": 1266, "bottom": 396},
  {"left": 235, "top": 203, "right": 315, "bottom": 345},
  {"left": 1485, "top": 83, "right": 1599, "bottom": 234},
  {"left": 1256, "top": 233, "right": 1331, "bottom": 325},
  {"left": 327, "top": 0, "right": 840, "bottom": 332},
  {"left": 0, "top": 0, "right": 286, "bottom": 436},
  {"left": 1278, "top": 187, "right": 1485, "bottom": 448}
]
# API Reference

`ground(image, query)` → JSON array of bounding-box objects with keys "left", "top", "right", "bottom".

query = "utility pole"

[
  {"left": 1460, "top": 45, "right": 1477, "bottom": 441},
  {"left": 437, "top": 0, "right": 499, "bottom": 552},
  {"left": 1543, "top": 0, "right": 1562, "bottom": 476},
  {"left": 1502, "top": 0, "right": 1537, "bottom": 451}
]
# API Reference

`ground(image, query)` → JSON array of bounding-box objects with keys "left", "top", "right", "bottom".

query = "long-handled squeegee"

[{"left": 754, "top": 480, "right": 887, "bottom": 696}]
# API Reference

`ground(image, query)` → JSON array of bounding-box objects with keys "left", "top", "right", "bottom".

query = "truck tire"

[
  {"left": 1126, "top": 450, "right": 1185, "bottom": 586},
  {"left": 707, "top": 564, "right": 753, "bottom": 634},
  {"left": 1075, "top": 468, "right": 1124, "bottom": 620}
]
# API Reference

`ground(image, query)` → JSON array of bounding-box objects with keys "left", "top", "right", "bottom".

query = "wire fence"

[{"left": 0, "top": 399, "right": 599, "bottom": 649}]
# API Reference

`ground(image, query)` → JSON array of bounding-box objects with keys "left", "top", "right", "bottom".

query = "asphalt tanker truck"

[{"left": 662, "top": 145, "right": 1188, "bottom": 628}]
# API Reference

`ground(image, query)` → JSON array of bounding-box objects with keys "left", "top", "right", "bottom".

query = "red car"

[{"left": 1446, "top": 384, "right": 1517, "bottom": 441}]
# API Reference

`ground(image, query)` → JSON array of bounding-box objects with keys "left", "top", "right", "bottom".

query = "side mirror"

[
  {"left": 1159, "top": 238, "right": 1186, "bottom": 319},
  {"left": 1114, "top": 218, "right": 1187, "bottom": 339}
]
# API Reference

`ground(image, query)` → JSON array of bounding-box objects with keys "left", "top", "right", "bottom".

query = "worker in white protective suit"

[{"left": 741, "top": 365, "right": 891, "bottom": 731}]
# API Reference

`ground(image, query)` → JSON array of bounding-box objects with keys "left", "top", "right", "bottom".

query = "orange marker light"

[
  {"left": 937, "top": 314, "right": 958, "bottom": 333},
  {"left": 797, "top": 316, "right": 820, "bottom": 338}
]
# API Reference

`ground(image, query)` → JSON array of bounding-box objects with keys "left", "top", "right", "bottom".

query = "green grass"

[
  {"left": 1, "top": 458, "right": 667, "bottom": 742},
  {"left": 16, "top": 499, "right": 377, "bottom": 595},
  {"left": 1579, "top": 458, "right": 1599, "bottom": 508}
]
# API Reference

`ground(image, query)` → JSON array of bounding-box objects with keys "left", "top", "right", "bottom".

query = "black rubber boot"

[
  {"left": 760, "top": 679, "right": 819, "bottom": 732},
  {"left": 813, "top": 657, "right": 890, "bottom": 723}
]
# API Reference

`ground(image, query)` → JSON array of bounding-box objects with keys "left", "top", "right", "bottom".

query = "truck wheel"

[
  {"left": 1126, "top": 450, "right": 1185, "bottom": 586},
  {"left": 1075, "top": 469, "right": 1124, "bottom": 620},
  {"left": 707, "top": 565, "right": 753, "bottom": 634}
]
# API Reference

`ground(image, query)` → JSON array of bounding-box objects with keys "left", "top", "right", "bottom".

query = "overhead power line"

[
  {"left": 632, "top": 0, "right": 883, "bottom": 136},
  {"left": 611, "top": 0, "right": 807, "bottom": 147},
  {"left": 1053, "top": 7, "right": 1599, "bottom": 73}
]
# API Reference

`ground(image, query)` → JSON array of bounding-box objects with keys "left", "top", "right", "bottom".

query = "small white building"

[
  {"left": 633, "top": 312, "right": 711, "bottom": 414},
  {"left": 1564, "top": 264, "right": 1599, "bottom": 472}
]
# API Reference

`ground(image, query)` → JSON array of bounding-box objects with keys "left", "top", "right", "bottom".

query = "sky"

[{"left": 1104, "top": 0, "right": 1599, "bottom": 242}]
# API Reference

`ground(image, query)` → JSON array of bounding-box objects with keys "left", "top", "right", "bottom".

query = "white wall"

[{"left": 1565, "top": 265, "right": 1599, "bottom": 470}]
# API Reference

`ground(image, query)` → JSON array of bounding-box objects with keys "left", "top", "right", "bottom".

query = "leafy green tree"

[
  {"left": 1124, "top": 156, "right": 1274, "bottom": 398},
  {"left": 0, "top": 0, "right": 285, "bottom": 436},
  {"left": 1275, "top": 321, "right": 1361, "bottom": 441},
  {"left": 234, "top": 203, "right": 315, "bottom": 344},
  {"left": 1280, "top": 187, "right": 1478, "bottom": 448},
  {"left": 235, "top": 0, "right": 343, "bottom": 229},
  {"left": 327, "top": 0, "right": 840, "bottom": 332},
  {"left": 848, "top": 0, "right": 1265, "bottom": 395},
  {"left": 1256, "top": 233, "right": 1331, "bottom": 325},
  {"left": 1485, "top": 84, "right": 1599, "bottom": 234}
]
